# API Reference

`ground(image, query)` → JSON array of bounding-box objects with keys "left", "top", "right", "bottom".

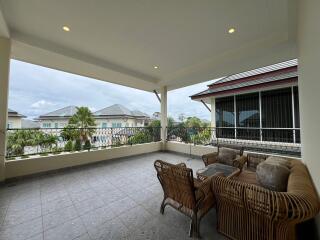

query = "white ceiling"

[{"left": 0, "top": 0, "right": 297, "bottom": 92}]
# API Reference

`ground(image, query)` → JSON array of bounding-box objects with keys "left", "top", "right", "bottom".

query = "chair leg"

[
  {"left": 189, "top": 215, "right": 201, "bottom": 238},
  {"left": 160, "top": 198, "right": 166, "bottom": 214}
]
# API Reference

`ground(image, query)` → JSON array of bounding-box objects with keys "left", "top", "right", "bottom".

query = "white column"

[
  {"left": 298, "top": 0, "right": 320, "bottom": 193},
  {"left": 160, "top": 86, "right": 167, "bottom": 149},
  {"left": 0, "top": 37, "right": 11, "bottom": 182},
  {"left": 210, "top": 97, "right": 216, "bottom": 139}
]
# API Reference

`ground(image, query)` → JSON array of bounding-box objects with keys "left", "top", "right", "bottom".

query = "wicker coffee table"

[{"left": 196, "top": 163, "right": 240, "bottom": 181}]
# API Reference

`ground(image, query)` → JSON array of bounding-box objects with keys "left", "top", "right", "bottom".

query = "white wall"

[
  {"left": 7, "top": 117, "right": 22, "bottom": 128},
  {"left": 298, "top": 0, "right": 320, "bottom": 193},
  {"left": 5, "top": 142, "right": 162, "bottom": 178}
]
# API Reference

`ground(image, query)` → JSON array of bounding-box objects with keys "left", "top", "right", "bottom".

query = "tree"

[
  {"left": 66, "top": 107, "right": 96, "bottom": 142},
  {"left": 185, "top": 117, "right": 202, "bottom": 128}
]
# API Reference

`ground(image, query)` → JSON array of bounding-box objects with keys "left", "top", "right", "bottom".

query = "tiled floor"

[{"left": 0, "top": 152, "right": 226, "bottom": 240}]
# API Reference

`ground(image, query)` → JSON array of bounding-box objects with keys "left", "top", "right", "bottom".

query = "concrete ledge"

[
  {"left": 5, "top": 142, "right": 162, "bottom": 179},
  {"left": 166, "top": 141, "right": 217, "bottom": 156}
]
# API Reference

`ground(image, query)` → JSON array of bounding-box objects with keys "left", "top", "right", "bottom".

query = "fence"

[
  {"left": 167, "top": 126, "right": 301, "bottom": 157},
  {"left": 6, "top": 127, "right": 161, "bottom": 159}
]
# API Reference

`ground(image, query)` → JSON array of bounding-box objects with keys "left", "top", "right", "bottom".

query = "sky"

[{"left": 8, "top": 59, "right": 215, "bottom": 121}]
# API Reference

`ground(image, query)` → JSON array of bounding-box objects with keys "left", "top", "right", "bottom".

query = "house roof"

[
  {"left": 8, "top": 108, "right": 26, "bottom": 118},
  {"left": 38, "top": 106, "right": 78, "bottom": 118},
  {"left": 94, "top": 104, "right": 149, "bottom": 118},
  {"left": 191, "top": 59, "right": 298, "bottom": 100},
  {"left": 21, "top": 119, "right": 40, "bottom": 129}
]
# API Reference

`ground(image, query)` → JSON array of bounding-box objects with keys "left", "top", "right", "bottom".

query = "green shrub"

[
  {"left": 128, "top": 131, "right": 152, "bottom": 145},
  {"left": 21, "top": 155, "right": 29, "bottom": 159},
  {"left": 83, "top": 140, "right": 91, "bottom": 151},
  {"left": 64, "top": 140, "right": 73, "bottom": 152},
  {"left": 74, "top": 139, "right": 82, "bottom": 151},
  {"left": 40, "top": 153, "right": 48, "bottom": 156}
]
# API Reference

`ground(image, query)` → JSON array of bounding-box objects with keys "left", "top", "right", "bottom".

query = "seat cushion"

[
  {"left": 265, "top": 156, "right": 291, "bottom": 169},
  {"left": 256, "top": 162, "right": 290, "bottom": 192},
  {"left": 217, "top": 148, "right": 237, "bottom": 166}
]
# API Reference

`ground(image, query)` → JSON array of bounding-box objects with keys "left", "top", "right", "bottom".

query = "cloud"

[
  {"left": 8, "top": 59, "right": 218, "bottom": 121},
  {"left": 31, "top": 100, "right": 56, "bottom": 109}
]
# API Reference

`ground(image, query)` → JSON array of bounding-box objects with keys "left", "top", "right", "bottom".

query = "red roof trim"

[
  {"left": 208, "top": 66, "right": 297, "bottom": 89},
  {"left": 192, "top": 77, "right": 298, "bottom": 100}
]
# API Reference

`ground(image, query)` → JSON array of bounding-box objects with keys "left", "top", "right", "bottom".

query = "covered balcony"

[{"left": 0, "top": 1, "right": 319, "bottom": 240}]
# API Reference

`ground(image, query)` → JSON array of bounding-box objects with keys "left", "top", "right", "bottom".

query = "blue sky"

[{"left": 8, "top": 60, "right": 214, "bottom": 121}]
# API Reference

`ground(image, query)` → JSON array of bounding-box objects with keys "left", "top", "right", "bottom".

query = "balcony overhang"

[{"left": 0, "top": 0, "right": 298, "bottom": 92}]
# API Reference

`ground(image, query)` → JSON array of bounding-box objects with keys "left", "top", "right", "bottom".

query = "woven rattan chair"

[
  {"left": 212, "top": 159, "right": 320, "bottom": 240},
  {"left": 154, "top": 160, "right": 215, "bottom": 238},
  {"left": 202, "top": 145, "right": 247, "bottom": 170}
]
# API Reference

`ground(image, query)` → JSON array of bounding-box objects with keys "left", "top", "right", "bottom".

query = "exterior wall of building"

[
  {"left": 7, "top": 117, "right": 22, "bottom": 129},
  {"left": 39, "top": 117, "right": 147, "bottom": 129},
  {"left": 39, "top": 119, "right": 69, "bottom": 128}
]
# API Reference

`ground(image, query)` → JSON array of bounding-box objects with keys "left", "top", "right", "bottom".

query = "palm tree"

[{"left": 68, "top": 107, "right": 96, "bottom": 142}]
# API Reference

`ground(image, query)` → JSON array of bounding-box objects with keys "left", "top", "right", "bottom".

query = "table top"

[{"left": 197, "top": 163, "right": 238, "bottom": 178}]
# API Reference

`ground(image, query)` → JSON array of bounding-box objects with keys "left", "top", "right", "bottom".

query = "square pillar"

[
  {"left": 160, "top": 86, "right": 167, "bottom": 149},
  {"left": 0, "top": 37, "right": 11, "bottom": 182},
  {"left": 298, "top": 0, "right": 320, "bottom": 193},
  {"left": 211, "top": 97, "right": 216, "bottom": 139}
]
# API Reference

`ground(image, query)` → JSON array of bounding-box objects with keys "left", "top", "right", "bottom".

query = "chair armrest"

[
  {"left": 194, "top": 176, "right": 214, "bottom": 206},
  {"left": 212, "top": 176, "right": 320, "bottom": 222},
  {"left": 175, "top": 162, "right": 187, "bottom": 168},
  {"left": 202, "top": 152, "right": 219, "bottom": 166},
  {"left": 232, "top": 156, "right": 248, "bottom": 170}
]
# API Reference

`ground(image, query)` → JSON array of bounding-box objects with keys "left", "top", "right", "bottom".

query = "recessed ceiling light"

[
  {"left": 63, "top": 26, "right": 70, "bottom": 32},
  {"left": 228, "top": 28, "right": 235, "bottom": 34},
  {"left": 154, "top": 66, "right": 159, "bottom": 69}
]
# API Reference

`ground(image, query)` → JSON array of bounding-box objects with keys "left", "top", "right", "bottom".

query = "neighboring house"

[
  {"left": 191, "top": 59, "right": 300, "bottom": 144},
  {"left": 93, "top": 104, "right": 150, "bottom": 128},
  {"left": 21, "top": 119, "right": 40, "bottom": 129},
  {"left": 37, "top": 106, "right": 77, "bottom": 128},
  {"left": 37, "top": 104, "right": 150, "bottom": 128},
  {"left": 7, "top": 108, "right": 26, "bottom": 129}
]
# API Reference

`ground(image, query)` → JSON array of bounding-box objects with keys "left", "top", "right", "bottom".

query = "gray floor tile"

[
  {"left": 42, "top": 205, "right": 79, "bottom": 231},
  {"left": 118, "top": 205, "right": 152, "bottom": 230},
  {"left": 3, "top": 205, "right": 42, "bottom": 228},
  {"left": 43, "top": 217, "right": 87, "bottom": 240},
  {"left": 0, "top": 217, "right": 43, "bottom": 240},
  {"left": 80, "top": 205, "right": 116, "bottom": 230},
  {"left": 87, "top": 218, "right": 128, "bottom": 240}
]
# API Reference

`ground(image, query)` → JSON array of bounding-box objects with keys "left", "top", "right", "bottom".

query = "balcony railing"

[
  {"left": 5, "top": 127, "right": 161, "bottom": 159},
  {"left": 167, "top": 126, "right": 301, "bottom": 157}
]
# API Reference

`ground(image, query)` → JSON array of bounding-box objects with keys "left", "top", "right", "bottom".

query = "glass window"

[
  {"left": 261, "top": 88, "right": 293, "bottom": 142},
  {"left": 112, "top": 123, "right": 117, "bottom": 128},
  {"left": 236, "top": 93, "right": 260, "bottom": 140},
  {"left": 102, "top": 122, "right": 107, "bottom": 128},
  {"left": 7, "top": 122, "right": 13, "bottom": 129},
  {"left": 215, "top": 96, "right": 235, "bottom": 138},
  {"left": 116, "top": 123, "right": 122, "bottom": 128},
  {"left": 293, "top": 86, "right": 300, "bottom": 143},
  {"left": 55, "top": 123, "right": 58, "bottom": 128},
  {"left": 42, "top": 123, "right": 51, "bottom": 128}
]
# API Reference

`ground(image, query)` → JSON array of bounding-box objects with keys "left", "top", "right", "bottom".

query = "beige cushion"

[
  {"left": 217, "top": 148, "right": 237, "bottom": 166},
  {"left": 256, "top": 162, "right": 290, "bottom": 192},
  {"left": 265, "top": 156, "right": 291, "bottom": 169}
]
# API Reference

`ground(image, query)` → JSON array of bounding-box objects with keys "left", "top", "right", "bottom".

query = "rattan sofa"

[
  {"left": 212, "top": 159, "right": 320, "bottom": 240},
  {"left": 202, "top": 145, "right": 247, "bottom": 170},
  {"left": 154, "top": 160, "right": 215, "bottom": 238}
]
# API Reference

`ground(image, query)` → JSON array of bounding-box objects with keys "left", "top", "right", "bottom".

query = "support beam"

[
  {"left": 0, "top": 37, "right": 11, "bottom": 181},
  {"left": 200, "top": 100, "right": 211, "bottom": 112},
  {"left": 153, "top": 90, "right": 161, "bottom": 103},
  {"left": 160, "top": 86, "right": 167, "bottom": 149}
]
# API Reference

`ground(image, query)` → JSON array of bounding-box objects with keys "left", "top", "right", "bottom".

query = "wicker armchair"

[
  {"left": 202, "top": 145, "right": 247, "bottom": 170},
  {"left": 154, "top": 160, "right": 215, "bottom": 238},
  {"left": 212, "top": 159, "right": 320, "bottom": 240}
]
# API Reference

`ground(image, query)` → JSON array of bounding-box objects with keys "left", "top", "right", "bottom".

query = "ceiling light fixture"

[
  {"left": 228, "top": 28, "right": 235, "bottom": 34},
  {"left": 63, "top": 26, "right": 70, "bottom": 32},
  {"left": 154, "top": 66, "right": 159, "bottom": 69}
]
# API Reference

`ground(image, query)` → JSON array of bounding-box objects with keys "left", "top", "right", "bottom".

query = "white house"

[
  {"left": 37, "top": 104, "right": 150, "bottom": 128},
  {"left": 7, "top": 108, "right": 25, "bottom": 129}
]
